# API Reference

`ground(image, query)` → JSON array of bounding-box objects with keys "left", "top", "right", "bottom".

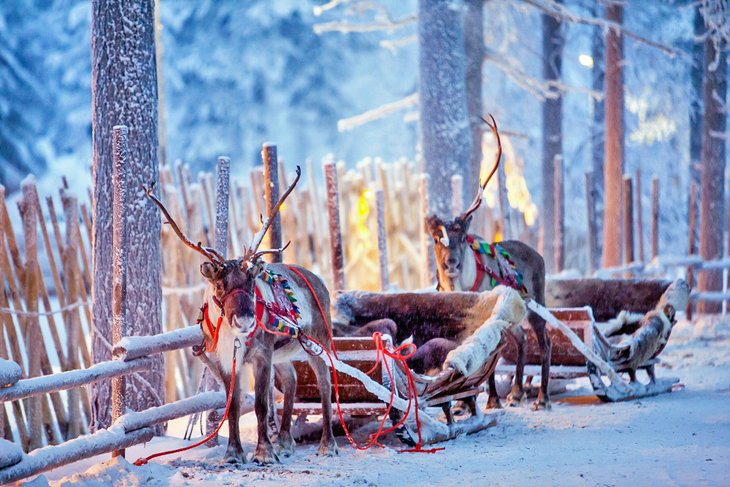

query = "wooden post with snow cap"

[
  {"left": 451, "top": 174, "right": 463, "bottom": 218},
  {"left": 215, "top": 156, "right": 230, "bottom": 258},
  {"left": 419, "top": 174, "right": 436, "bottom": 288},
  {"left": 324, "top": 159, "right": 346, "bottom": 291},
  {"left": 111, "top": 125, "right": 129, "bottom": 458},
  {"left": 375, "top": 189, "right": 390, "bottom": 291},
  {"left": 262, "top": 143, "right": 282, "bottom": 263},
  {"left": 554, "top": 155, "right": 564, "bottom": 273}
]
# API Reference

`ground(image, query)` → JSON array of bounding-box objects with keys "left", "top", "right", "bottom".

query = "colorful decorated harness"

[
  {"left": 465, "top": 235, "right": 528, "bottom": 295},
  {"left": 194, "top": 269, "right": 302, "bottom": 354}
]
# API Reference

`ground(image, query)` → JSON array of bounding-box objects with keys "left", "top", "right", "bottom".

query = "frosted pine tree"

[{"left": 91, "top": 0, "right": 163, "bottom": 431}]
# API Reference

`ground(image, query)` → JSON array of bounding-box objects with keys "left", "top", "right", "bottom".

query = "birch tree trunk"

[
  {"left": 689, "top": 5, "right": 704, "bottom": 248},
  {"left": 590, "top": 3, "right": 605, "bottom": 270},
  {"left": 697, "top": 33, "right": 727, "bottom": 315},
  {"left": 91, "top": 0, "right": 163, "bottom": 431},
  {"left": 419, "top": 0, "right": 472, "bottom": 217},
  {"left": 601, "top": 4, "right": 625, "bottom": 268},
  {"left": 540, "top": 5, "right": 563, "bottom": 273}
]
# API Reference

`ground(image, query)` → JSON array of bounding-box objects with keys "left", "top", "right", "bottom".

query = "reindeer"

[
  {"left": 424, "top": 116, "right": 552, "bottom": 410},
  {"left": 144, "top": 167, "right": 338, "bottom": 464}
]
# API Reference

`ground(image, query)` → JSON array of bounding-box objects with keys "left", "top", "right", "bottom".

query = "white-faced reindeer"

[
  {"left": 144, "top": 167, "right": 338, "bottom": 464},
  {"left": 424, "top": 116, "right": 552, "bottom": 410}
]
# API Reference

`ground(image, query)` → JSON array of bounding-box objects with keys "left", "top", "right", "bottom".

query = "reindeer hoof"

[
  {"left": 224, "top": 451, "right": 246, "bottom": 464},
  {"left": 276, "top": 433, "right": 296, "bottom": 458},
  {"left": 532, "top": 398, "right": 551, "bottom": 411},
  {"left": 252, "top": 446, "right": 280, "bottom": 465},
  {"left": 317, "top": 441, "right": 339, "bottom": 457},
  {"left": 505, "top": 391, "right": 525, "bottom": 407},
  {"left": 486, "top": 397, "right": 502, "bottom": 409}
]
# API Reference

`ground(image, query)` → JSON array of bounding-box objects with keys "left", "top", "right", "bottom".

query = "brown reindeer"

[
  {"left": 425, "top": 116, "right": 552, "bottom": 410},
  {"left": 144, "top": 167, "right": 338, "bottom": 464}
]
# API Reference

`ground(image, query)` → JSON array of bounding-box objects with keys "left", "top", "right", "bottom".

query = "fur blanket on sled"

[{"left": 443, "top": 286, "right": 526, "bottom": 377}]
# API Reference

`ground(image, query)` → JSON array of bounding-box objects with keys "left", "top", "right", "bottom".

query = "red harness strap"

[{"left": 466, "top": 236, "right": 520, "bottom": 293}]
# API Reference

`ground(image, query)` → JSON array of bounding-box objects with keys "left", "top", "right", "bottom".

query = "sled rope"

[
  {"left": 133, "top": 337, "right": 242, "bottom": 467},
  {"left": 285, "top": 265, "right": 443, "bottom": 454}
]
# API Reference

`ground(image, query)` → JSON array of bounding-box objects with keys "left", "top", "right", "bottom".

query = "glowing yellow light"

[{"left": 578, "top": 54, "right": 594, "bottom": 68}]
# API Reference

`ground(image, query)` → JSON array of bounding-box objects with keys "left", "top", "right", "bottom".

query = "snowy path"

[{"left": 33, "top": 322, "right": 730, "bottom": 486}]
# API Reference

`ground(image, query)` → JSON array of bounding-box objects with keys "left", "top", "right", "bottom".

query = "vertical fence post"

[
  {"left": 214, "top": 156, "right": 230, "bottom": 259},
  {"left": 419, "top": 174, "right": 436, "bottom": 288},
  {"left": 687, "top": 182, "right": 698, "bottom": 320},
  {"left": 111, "top": 125, "right": 129, "bottom": 458},
  {"left": 496, "top": 157, "right": 509, "bottom": 240},
  {"left": 262, "top": 144, "right": 282, "bottom": 262},
  {"left": 451, "top": 175, "right": 463, "bottom": 218},
  {"left": 554, "top": 155, "right": 564, "bottom": 273},
  {"left": 324, "top": 160, "right": 346, "bottom": 291},
  {"left": 585, "top": 171, "right": 598, "bottom": 274},
  {"left": 375, "top": 189, "right": 390, "bottom": 291},
  {"left": 622, "top": 175, "right": 634, "bottom": 274},
  {"left": 635, "top": 169, "right": 644, "bottom": 263},
  {"left": 651, "top": 176, "right": 659, "bottom": 260}
]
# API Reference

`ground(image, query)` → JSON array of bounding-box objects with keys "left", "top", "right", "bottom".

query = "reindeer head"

[
  {"left": 144, "top": 166, "right": 300, "bottom": 335},
  {"left": 425, "top": 115, "right": 501, "bottom": 291}
]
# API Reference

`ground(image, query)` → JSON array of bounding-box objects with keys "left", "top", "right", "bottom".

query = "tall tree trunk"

[
  {"left": 590, "top": 3, "right": 605, "bottom": 270},
  {"left": 419, "top": 0, "right": 472, "bottom": 217},
  {"left": 540, "top": 5, "right": 563, "bottom": 273},
  {"left": 464, "top": 0, "right": 485, "bottom": 195},
  {"left": 689, "top": 5, "right": 704, "bottom": 247},
  {"left": 697, "top": 34, "right": 727, "bottom": 314},
  {"left": 601, "top": 4, "right": 625, "bottom": 268},
  {"left": 91, "top": 0, "right": 163, "bottom": 431}
]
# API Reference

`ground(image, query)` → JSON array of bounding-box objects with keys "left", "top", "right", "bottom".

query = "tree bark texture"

[
  {"left": 601, "top": 4, "right": 625, "bottom": 268},
  {"left": 91, "top": 0, "right": 163, "bottom": 431},
  {"left": 464, "top": 0, "right": 485, "bottom": 194},
  {"left": 590, "top": 3, "right": 605, "bottom": 264},
  {"left": 419, "top": 0, "right": 472, "bottom": 217},
  {"left": 540, "top": 4, "right": 563, "bottom": 273},
  {"left": 697, "top": 34, "right": 727, "bottom": 314}
]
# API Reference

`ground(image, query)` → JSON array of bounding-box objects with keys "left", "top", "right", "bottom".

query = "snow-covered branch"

[
  {"left": 380, "top": 35, "right": 417, "bottom": 54},
  {"left": 313, "top": 14, "right": 416, "bottom": 35},
  {"left": 521, "top": 0, "right": 684, "bottom": 59},
  {"left": 485, "top": 50, "right": 603, "bottom": 101},
  {"left": 337, "top": 92, "right": 418, "bottom": 132}
]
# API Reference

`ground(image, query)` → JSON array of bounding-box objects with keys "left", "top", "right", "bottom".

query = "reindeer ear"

[
  {"left": 243, "top": 257, "right": 266, "bottom": 277},
  {"left": 425, "top": 215, "right": 441, "bottom": 234},
  {"left": 460, "top": 214, "right": 473, "bottom": 232},
  {"left": 200, "top": 262, "right": 220, "bottom": 280}
]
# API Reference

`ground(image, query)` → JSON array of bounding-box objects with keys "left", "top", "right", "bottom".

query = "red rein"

[{"left": 135, "top": 265, "right": 441, "bottom": 466}]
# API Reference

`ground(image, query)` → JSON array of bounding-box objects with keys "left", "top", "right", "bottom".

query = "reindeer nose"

[{"left": 447, "top": 257, "right": 458, "bottom": 268}]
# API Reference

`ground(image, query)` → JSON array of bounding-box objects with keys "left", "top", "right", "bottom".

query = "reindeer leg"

[
  {"left": 486, "top": 372, "right": 502, "bottom": 409},
  {"left": 274, "top": 363, "right": 296, "bottom": 457},
  {"left": 222, "top": 372, "right": 245, "bottom": 464},
  {"left": 307, "top": 355, "right": 339, "bottom": 457},
  {"left": 252, "top": 352, "right": 280, "bottom": 465},
  {"left": 646, "top": 364, "right": 656, "bottom": 385},
  {"left": 505, "top": 326, "right": 526, "bottom": 407},
  {"left": 532, "top": 311, "right": 552, "bottom": 411}
]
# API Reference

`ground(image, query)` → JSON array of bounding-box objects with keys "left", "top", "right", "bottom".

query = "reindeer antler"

[
  {"left": 244, "top": 166, "right": 301, "bottom": 262},
  {"left": 143, "top": 183, "right": 225, "bottom": 265},
  {"left": 461, "top": 114, "right": 502, "bottom": 222}
]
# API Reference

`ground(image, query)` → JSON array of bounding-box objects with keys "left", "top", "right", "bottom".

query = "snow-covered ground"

[{"left": 22, "top": 316, "right": 730, "bottom": 486}]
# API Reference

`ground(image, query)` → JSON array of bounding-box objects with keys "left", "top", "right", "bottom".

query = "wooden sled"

[{"left": 285, "top": 333, "right": 506, "bottom": 446}]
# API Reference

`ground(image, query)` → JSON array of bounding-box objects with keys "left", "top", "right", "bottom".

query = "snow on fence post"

[
  {"left": 585, "top": 171, "right": 598, "bottom": 274},
  {"left": 554, "top": 155, "right": 564, "bottom": 273},
  {"left": 375, "top": 189, "right": 390, "bottom": 291},
  {"left": 651, "top": 176, "right": 659, "bottom": 260},
  {"left": 262, "top": 144, "right": 283, "bottom": 262},
  {"left": 214, "top": 156, "right": 230, "bottom": 258},
  {"left": 17, "top": 177, "right": 42, "bottom": 450},
  {"left": 419, "top": 174, "right": 436, "bottom": 288},
  {"left": 324, "top": 160, "right": 346, "bottom": 291},
  {"left": 111, "top": 125, "right": 129, "bottom": 458},
  {"left": 451, "top": 174, "right": 463, "bottom": 218},
  {"left": 622, "top": 175, "right": 634, "bottom": 276}
]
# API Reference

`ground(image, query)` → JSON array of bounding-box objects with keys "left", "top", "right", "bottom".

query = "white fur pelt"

[{"left": 443, "top": 286, "right": 526, "bottom": 377}]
